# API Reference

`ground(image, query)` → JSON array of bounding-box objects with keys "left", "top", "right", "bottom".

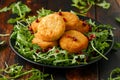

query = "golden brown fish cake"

[
  {"left": 75, "top": 20, "right": 90, "bottom": 33},
  {"left": 59, "top": 30, "right": 88, "bottom": 53},
  {"left": 32, "top": 37, "right": 58, "bottom": 49},
  {"left": 30, "top": 18, "right": 42, "bottom": 33},
  {"left": 56, "top": 12, "right": 79, "bottom": 31},
  {"left": 37, "top": 13, "right": 65, "bottom": 41}
]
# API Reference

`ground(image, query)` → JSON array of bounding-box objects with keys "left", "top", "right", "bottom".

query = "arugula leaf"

[
  {"left": 0, "top": 1, "right": 31, "bottom": 24},
  {"left": 37, "top": 8, "right": 54, "bottom": 18},
  {"left": 108, "top": 67, "right": 120, "bottom": 80},
  {"left": 113, "top": 42, "right": 120, "bottom": 49},
  {"left": 0, "top": 7, "right": 11, "bottom": 12},
  {"left": 71, "top": 0, "right": 110, "bottom": 16},
  {"left": 11, "top": 1, "right": 31, "bottom": 17},
  {"left": 0, "top": 1, "right": 15, "bottom": 13},
  {"left": 0, "top": 41, "right": 5, "bottom": 45},
  {"left": 0, "top": 34, "right": 9, "bottom": 46},
  {"left": 96, "top": 0, "right": 110, "bottom": 9},
  {"left": 0, "top": 34, "right": 9, "bottom": 37},
  {"left": 0, "top": 64, "right": 53, "bottom": 80},
  {"left": 115, "top": 17, "right": 120, "bottom": 23}
]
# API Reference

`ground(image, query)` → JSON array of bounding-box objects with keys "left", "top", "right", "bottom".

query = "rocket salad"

[{"left": 9, "top": 8, "right": 114, "bottom": 67}]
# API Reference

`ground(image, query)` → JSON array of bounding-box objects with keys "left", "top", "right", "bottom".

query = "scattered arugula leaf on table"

[
  {"left": 115, "top": 17, "right": 120, "bottom": 23},
  {"left": 0, "top": 1, "right": 31, "bottom": 46},
  {"left": 0, "top": 1, "right": 31, "bottom": 24},
  {"left": 0, "top": 7, "right": 11, "bottom": 12},
  {"left": 0, "top": 34, "right": 9, "bottom": 46},
  {"left": 108, "top": 67, "right": 120, "bottom": 80},
  {"left": 0, "top": 63, "right": 53, "bottom": 80},
  {"left": 0, "top": 41, "right": 5, "bottom": 45},
  {"left": 71, "top": 0, "right": 110, "bottom": 16}
]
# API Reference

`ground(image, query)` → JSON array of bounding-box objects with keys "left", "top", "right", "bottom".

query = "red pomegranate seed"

[
  {"left": 66, "top": 35, "right": 77, "bottom": 41},
  {"left": 63, "top": 18, "right": 67, "bottom": 22},
  {"left": 58, "top": 12, "right": 62, "bottom": 16},
  {"left": 73, "top": 37, "right": 77, "bottom": 41},
  {"left": 36, "top": 18, "right": 40, "bottom": 23},
  {"left": 36, "top": 49, "right": 41, "bottom": 53},
  {"left": 82, "top": 21, "right": 87, "bottom": 26},
  {"left": 89, "top": 26, "right": 92, "bottom": 32},
  {"left": 56, "top": 50, "right": 59, "bottom": 53},
  {"left": 66, "top": 35, "right": 71, "bottom": 38},
  {"left": 89, "top": 34, "right": 96, "bottom": 41},
  {"left": 78, "top": 51, "right": 83, "bottom": 54}
]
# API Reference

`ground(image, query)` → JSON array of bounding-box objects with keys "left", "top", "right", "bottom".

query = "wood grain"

[{"left": 116, "top": 0, "right": 120, "bottom": 7}]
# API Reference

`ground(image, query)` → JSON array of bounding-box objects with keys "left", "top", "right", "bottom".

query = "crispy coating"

[
  {"left": 32, "top": 37, "right": 58, "bottom": 49},
  {"left": 59, "top": 30, "right": 88, "bottom": 53},
  {"left": 37, "top": 13, "right": 65, "bottom": 41},
  {"left": 75, "top": 20, "right": 90, "bottom": 33},
  {"left": 57, "top": 12, "right": 79, "bottom": 31},
  {"left": 30, "top": 18, "right": 42, "bottom": 33}
]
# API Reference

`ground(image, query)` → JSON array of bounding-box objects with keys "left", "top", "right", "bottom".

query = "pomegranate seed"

[
  {"left": 58, "top": 12, "right": 62, "bottom": 16},
  {"left": 63, "top": 18, "right": 67, "bottom": 22},
  {"left": 89, "top": 26, "right": 92, "bottom": 32},
  {"left": 73, "top": 37, "right": 77, "bottom": 41},
  {"left": 78, "top": 51, "right": 83, "bottom": 54},
  {"left": 36, "top": 18, "right": 40, "bottom": 23},
  {"left": 28, "top": 27, "right": 34, "bottom": 34},
  {"left": 56, "top": 50, "right": 59, "bottom": 53},
  {"left": 66, "top": 35, "right": 71, "bottom": 38},
  {"left": 89, "top": 34, "right": 96, "bottom": 41},
  {"left": 66, "top": 35, "right": 77, "bottom": 41},
  {"left": 82, "top": 21, "right": 87, "bottom": 26},
  {"left": 36, "top": 49, "right": 41, "bottom": 53}
]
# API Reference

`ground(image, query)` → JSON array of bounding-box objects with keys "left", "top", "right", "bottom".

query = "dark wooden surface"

[{"left": 0, "top": 0, "right": 120, "bottom": 80}]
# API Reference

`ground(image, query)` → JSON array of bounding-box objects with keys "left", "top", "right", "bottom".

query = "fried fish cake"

[
  {"left": 32, "top": 37, "right": 58, "bottom": 49},
  {"left": 75, "top": 20, "right": 90, "bottom": 33},
  {"left": 37, "top": 13, "right": 65, "bottom": 41},
  {"left": 57, "top": 12, "right": 79, "bottom": 31},
  {"left": 30, "top": 18, "right": 42, "bottom": 33},
  {"left": 59, "top": 30, "right": 88, "bottom": 53}
]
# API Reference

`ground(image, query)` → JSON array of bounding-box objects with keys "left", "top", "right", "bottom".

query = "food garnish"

[
  {"left": 108, "top": 67, "right": 120, "bottom": 80},
  {"left": 71, "top": 0, "right": 110, "bottom": 16},
  {"left": 0, "top": 34, "right": 9, "bottom": 45},
  {"left": 0, "top": 63, "right": 53, "bottom": 80}
]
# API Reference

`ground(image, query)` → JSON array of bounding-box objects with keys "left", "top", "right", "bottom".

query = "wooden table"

[{"left": 0, "top": 0, "right": 120, "bottom": 80}]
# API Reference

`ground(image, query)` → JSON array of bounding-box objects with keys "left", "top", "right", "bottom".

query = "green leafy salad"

[
  {"left": 71, "top": 0, "right": 110, "bottom": 15},
  {"left": 10, "top": 11, "right": 114, "bottom": 67},
  {"left": 0, "top": 1, "right": 114, "bottom": 67},
  {"left": 0, "top": 63, "right": 53, "bottom": 80}
]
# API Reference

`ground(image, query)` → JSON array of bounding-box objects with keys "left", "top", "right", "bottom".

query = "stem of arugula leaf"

[
  {"left": 16, "top": 2, "right": 22, "bottom": 18},
  {"left": 109, "top": 76, "right": 120, "bottom": 80},
  {"left": 0, "top": 34, "right": 9, "bottom": 36},
  {"left": 8, "top": 69, "right": 35, "bottom": 79},
  {"left": 91, "top": 40, "right": 108, "bottom": 60},
  {"left": 0, "top": 41, "right": 5, "bottom": 45},
  {"left": 0, "top": 74, "right": 6, "bottom": 79},
  {"left": 83, "top": 4, "right": 92, "bottom": 13}
]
